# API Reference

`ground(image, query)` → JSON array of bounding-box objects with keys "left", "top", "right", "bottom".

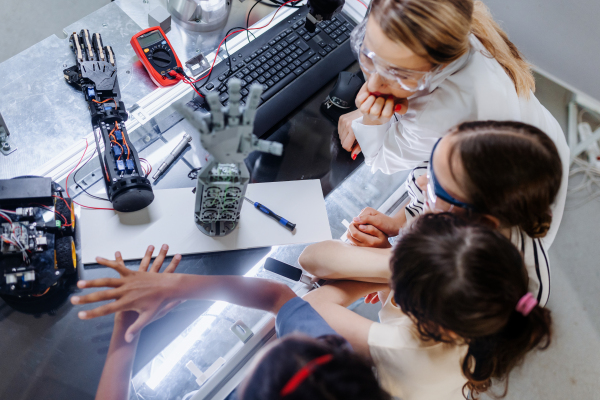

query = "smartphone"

[{"left": 264, "top": 257, "right": 303, "bottom": 281}]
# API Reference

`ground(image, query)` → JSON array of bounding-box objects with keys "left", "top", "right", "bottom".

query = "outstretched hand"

[{"left": 72, "top": 244, "right": 182, "bottom": 342}]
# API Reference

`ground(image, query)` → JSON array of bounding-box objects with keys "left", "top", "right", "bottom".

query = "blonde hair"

[{"left": 371, "top": 0, "right": 535, "bottom": 97}]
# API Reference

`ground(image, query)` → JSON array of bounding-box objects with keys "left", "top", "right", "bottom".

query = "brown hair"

[
  {"left": 239, "top": 334, "right": 391, "bottom": 400},
  {"left": 391, "top": 213, "right": 552, "bottom": 398},
  {"left": 449, "top": 121, "right": 563, "bottom": 238},
  {"left": 370, "top": 0, "right": 535, "bottom": 97}
]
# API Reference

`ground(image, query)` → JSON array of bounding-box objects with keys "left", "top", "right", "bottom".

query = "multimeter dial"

[
  {"left": 150, "top": 48, "right": 172, "bottom": 67},
  {"left": 131, "top": 27, "right": 182, "bottom": 87}
]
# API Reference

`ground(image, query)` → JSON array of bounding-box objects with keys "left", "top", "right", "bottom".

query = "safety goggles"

[
  {"left": 350, "top": 18, "right": 441, "bottom": 92},
  {"left": 426, "top": 139, "right": 477, "bottom": 213}
]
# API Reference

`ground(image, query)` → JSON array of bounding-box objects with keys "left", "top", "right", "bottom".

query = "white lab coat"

[{"left": 352, "top": 34, "right": 570, "bottom": 248}]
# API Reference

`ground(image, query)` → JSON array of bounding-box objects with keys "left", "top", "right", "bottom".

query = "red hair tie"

[{"left": 280, "top": 354, "right": 334, "bottom": 396}]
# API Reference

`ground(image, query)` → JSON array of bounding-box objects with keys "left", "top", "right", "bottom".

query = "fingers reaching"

[
  {"left": 96, "top": 256, "right": 130, "bottom": 276},
  {"left": 150, "top": 244, "right": 169, "bottom": 272},
  {"left": 164, "top": 254, "right": 182, "bottom": 274},
  {"left": 71, "top": 288, "right": 123, "bottom": 305},
  {"left": 125, "top": 312, "right": 156, "bottom": 343},
  {"left": 139, "top": 245, "right": 156, "bottom": 272}
]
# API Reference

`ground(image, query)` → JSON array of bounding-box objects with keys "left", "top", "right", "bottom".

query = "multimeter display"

[
  {"left": 130, "top": 27, "right": 182, "bottom": 87},
  {"left": 137, "top": 31, "right": 163, "bottom": 48}
]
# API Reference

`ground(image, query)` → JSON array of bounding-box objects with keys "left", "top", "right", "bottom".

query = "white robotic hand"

[{"left": 178, "top": 79, "right": 283, "bottom": 164}]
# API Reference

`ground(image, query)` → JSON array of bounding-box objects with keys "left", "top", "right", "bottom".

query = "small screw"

[
  {"left": 103, "top": 23, "right": 108, "bottom": 27},
  {"left": 10, "top": 285, "right": 15, "bottom": 290},
  {"left": 126, "top": 70, "right": 131, "bottom": 74},
  {"left": 196, "top": 49, "right": 200, "bottom": 53},
  {"left": 63, "top": 63, "right": 67, "bottom": 67},
  {"left": 55, "top": 271, "right": 60, "bottom": 275},
  {"left": 2, "top": 142, "right": 10, "bottom": 151}
]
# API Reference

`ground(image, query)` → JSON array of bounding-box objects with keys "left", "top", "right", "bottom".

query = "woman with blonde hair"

[{"left": 339, "top": 0, "right": 569, "bottom": 246}]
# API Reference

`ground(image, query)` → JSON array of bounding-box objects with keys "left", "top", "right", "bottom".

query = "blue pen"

[{"left": 244, "top": 197, "right": 296, "bottom": 232}]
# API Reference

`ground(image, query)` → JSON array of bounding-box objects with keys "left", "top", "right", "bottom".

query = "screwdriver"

[{"left": 244, "top": 197, "right": 296, "bottom": 232}]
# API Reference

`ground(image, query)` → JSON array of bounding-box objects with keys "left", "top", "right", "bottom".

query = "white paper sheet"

[{"left": 79, "top": 180, "right": 331, "bottom": 264}]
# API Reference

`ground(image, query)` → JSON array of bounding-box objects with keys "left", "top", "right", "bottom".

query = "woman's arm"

[
  {"left": 299, "top": 240, "right": 392, "bottom": 283},
  {"left": 95, "top": 312, "right": 139, "bottom": 400},
  {"left": 73, "top": 256, "right": 297, "bottom": 342},
  {"left": 303, "top": 280, "right": 389, "bottom": 358}
]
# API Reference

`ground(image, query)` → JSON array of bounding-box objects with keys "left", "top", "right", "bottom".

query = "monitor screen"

[{"left": 137, "top": 31, "right": 163, "bottom": 48}]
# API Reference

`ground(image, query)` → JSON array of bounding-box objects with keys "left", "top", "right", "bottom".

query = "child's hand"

[
  {"left": 355, "top": 83, "right": 408, "bottom": 126},
  {"left": 71, "top": 244, "right": 183, "bottom": 343},
  {"left": 346, "top": 207, "right": 401, "bottom": 248}
]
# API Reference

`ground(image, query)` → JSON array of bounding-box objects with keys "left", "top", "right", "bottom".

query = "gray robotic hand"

[{"left": 176, "top": 79, "right": 283, "bottom": 237}]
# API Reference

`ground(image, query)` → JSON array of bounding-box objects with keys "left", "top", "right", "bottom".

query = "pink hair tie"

[{"left": 515, "top": 293, "right": 538, "bottom": 316}]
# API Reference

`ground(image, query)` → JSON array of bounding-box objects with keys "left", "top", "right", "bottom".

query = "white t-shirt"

[
  {"left": 369, "top": 292, "right": 469, "bottom": 400},
  {"left": 351, "top": 34, "right": 569, "bottom": 249},
  {"left": 403, "top": 163, "right": 551, "bottom": 306}
]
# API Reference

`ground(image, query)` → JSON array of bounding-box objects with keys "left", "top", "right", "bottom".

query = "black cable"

[
  {"left": 73, "top": 148, "right": 111, "bottom": 202},
  {"left": 246, "top": 0, "right": 303, "bottom": 43}
]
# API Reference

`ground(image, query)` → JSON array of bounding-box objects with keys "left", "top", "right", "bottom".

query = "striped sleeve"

[
  {"left": 404, "top": 162, "right": 428, "bottom": 224},
  {"left": 511, "top": 228, "right": 551, "bottom": 307}
]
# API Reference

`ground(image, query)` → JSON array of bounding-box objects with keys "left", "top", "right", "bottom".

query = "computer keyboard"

[{"left": 196, "top": 5, "right": 358, "bottom": 137}]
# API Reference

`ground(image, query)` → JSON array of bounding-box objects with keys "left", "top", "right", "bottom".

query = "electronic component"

[
  {"left": 0, "top": 177, "right": 79, "bottom": 313},
  {"left": 64, "top": 29, "right": 154, "bottom": 212},
  {"left": 130, "top": 26, "right": 182, "bottom": 87}
]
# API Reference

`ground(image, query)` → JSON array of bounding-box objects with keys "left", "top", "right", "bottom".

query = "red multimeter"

[{"left": 130, "top": 27, "right": 182, "bottom": 87}]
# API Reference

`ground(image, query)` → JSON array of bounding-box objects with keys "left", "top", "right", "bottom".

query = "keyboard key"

[
  {"left": 251, "top": 52, "right": 258, "bottom": 58},
  {"left": 236, "top": 62, "right": 245, "bottom": 68},
  {"left": 291, "top": 52, "right": 299, "bottom": 59},
  {"left": 295, "top": 40, "right": 309, "bottom": 51},
  {"left": 280, "top": 59, "right": 289, "bottom": 67},
  {"left": 280, "top": 30, "right": 288, "bottom": 37},
  {"left": 334, "top": 29, "right": 342, "bottom": 36},
  {"left": 270, "top": 49, "right": 278, "bottom": 56},
  {"left": 262, "top": 45, "right": 270, "bottom": 51},
  {"left": 265, "top": 52, "right": 273, "bottom": 59},
  {"left": 319, "top": 49, "right": 327, "bottom": 57},
  {"left": 258, "top": 56, "right": 267, "bottom": 63},
  {"left": 315, "top": 27, "right": 322, "bottom": 34},
  {"left": 324, "top": 27, "right": 332, "bottom": 34},
  {"left": 324, "top": 45, "right": 333, "bottom": 52},
  {"left": 275, "top": 35, "right": 282, "bottom": 41},
  {"left": 253, "top": 60, "right": 261, "bottom": 67},
  {"left": 244, "top": 57, "right": 252, "bottom": 63},
  {"left": 310, "top": 55, "right": 322, "bottom": 64},
  {"left": 277, "top": 71, "right": 285, "bottom": 79},
  {"left": 328, "top": 42, "right": 337, "bottom": 49},
  {"left": 272, "top": 75, "right": 280, "bottom": 83},
  {"left": 284, "top": 48, "right": 292, "bottom": 55},
  {"left": 240, "top": 88, "right": 249, "bottom": 96},
  {"left": 301, "top": 61, "right": 312, "bottom": 70},
  {"left": 300, "top": 50, "right": 315, "bottom": 62},
  {"left": 266, "top": 79, "right": 275, "bottom": 87},
  {"left": 244, "top": 76, "right": 253, "bottom": 83},
  {"left": 340, "top": 25, "right": 348, "bottom": 32},
  {"left": 256, "top": 67, "right": 265, "bottom": 74},
  {"left": 302, "top": 34, "right": 311, "bottom": 41},
  {"left": 275, "top": 44, "right": 284, "bottom": 51},
  {"left": 219, "top": 93, "right": 228, "bottom": 103},
  {"left": 286, "top": 28, "right": 293, "bottom": 35},
  {"left": 282, "top": 67, "right": 291, "bottom": 74},
  {"left": 286, "top": 33, "right": 299, "bottom": 43},
  {"left": 293, "top": 21, "right": 302, "bottom": 29},
  {"left": 205, "top": 83, "right": 214, "bottom": 90},
  {"left": 267, "top": 60, "right": 276, "bottom": 67},
  {"left": 319, "top": 41, "right": 327, "bottom": 47},
  {"left": 285, "top": 56, "right": 294, "bottom": 63},
  {"left": 268, "top": 67, "right": 277, "bottom": 75},
  {"left": 218, "top": 74, "right": 226, "bottom": 81},
  {"left": 258, "top": 76, "right": 266, "bottom": 83},
  {"left": 295, "top": 49, "right": 304, "bottom": 57},
  {"left": 293, "top": 59, "right": 302, "bottom": 67},
  {"left": 330, "top": 32, "right": 339, "bottom": 39},
  {"left": 289, "top": 44, "right": 297, "bottom": 51},
  {"left": 298, "top": 27, "right": 307, "bottom": 35},
  {"left": 293, "top": 66, "right": 304, "bottom": 76},
  {"left": 264, "top": 72, "right": 272, "bottom": 79},
  {"left": 235, "top": 71, "right": 245, "bottom": 79},
  {"left": 241, "top": 68, "right": 250, "bottom": 75},
  {"left": 256, "top": 49, "right": 264, "bottom": 55},
  {"left": 250, "top": 71, "right": 259, "bottom": 79},
  {"left": 261, "top": 73, "right": 295, "bottom": 101},
  {"left": 268, "top": 39, "right": 277, "bottom": 46},
  {"left": 248, "top": 64, "right": 256, "bottom": 71},
  {"left": 273, "top": 56, "right": 281, "bottom": 62},
  {"left": 277, "top": 51, "right": 286, "bottom": 59},
  {"left": 231, "top": 66, "right": 239, "bottom": 72},
  {"left": 335, "top": 34, "right": 348, "bottom": 44},
  {"left": 275, "top": 64, "right": 283, "bottom": 71}
]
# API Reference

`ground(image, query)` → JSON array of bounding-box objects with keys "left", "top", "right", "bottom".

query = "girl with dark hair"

[
  {"left": 75, "top": 245, "right": 390, "bottom": 400},
  {"left": 301, "top": 120, "right": 563, "bottom": 306}
]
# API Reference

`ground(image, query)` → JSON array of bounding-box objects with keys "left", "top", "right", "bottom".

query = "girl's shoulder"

[{"left": 510, "top": 227, "right": 551, "bottom": 307}]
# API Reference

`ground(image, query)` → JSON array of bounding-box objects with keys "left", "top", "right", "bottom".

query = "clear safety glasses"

[
  {"left": 426, "top": 139, "right": 477, "bottom": 213},
  {"left": 349, "top": 18, "right": 441, "bottom": 92}
]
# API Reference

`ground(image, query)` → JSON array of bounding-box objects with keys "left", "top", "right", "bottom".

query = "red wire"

[
  {"left": 0, "top": 213, "right": 12, "bottom": 226},
  {"left": 188, "top": 0, "right": 300, "bottom": 85},
  {"left": 357, "top": 0, "right": 368, "bottom": 8},
  {"left": 66, "top": 139, "right": 115, "bottom": 211}
]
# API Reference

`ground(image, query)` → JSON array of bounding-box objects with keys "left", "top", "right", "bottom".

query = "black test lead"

[{"left": 244, "top": 197, "right": 296, "bottom": 232}]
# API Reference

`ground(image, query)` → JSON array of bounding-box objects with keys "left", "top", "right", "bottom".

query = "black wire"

[
  {"left": 73, "top": 148, "right": 111, "bottom": 202},
  {"left": 245, "top": 0, "right": 302, "bottom": 44}
]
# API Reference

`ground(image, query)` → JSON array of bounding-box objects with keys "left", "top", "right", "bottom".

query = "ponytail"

[
  {"left": 371, "top": 0, "right": 535, "bottom": 97},
  {"left": 471, "top": 1, "right": 535, "bottom": 98},
  {"left": 463, "top": 306, "right": 552, "bottom": 398}
]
